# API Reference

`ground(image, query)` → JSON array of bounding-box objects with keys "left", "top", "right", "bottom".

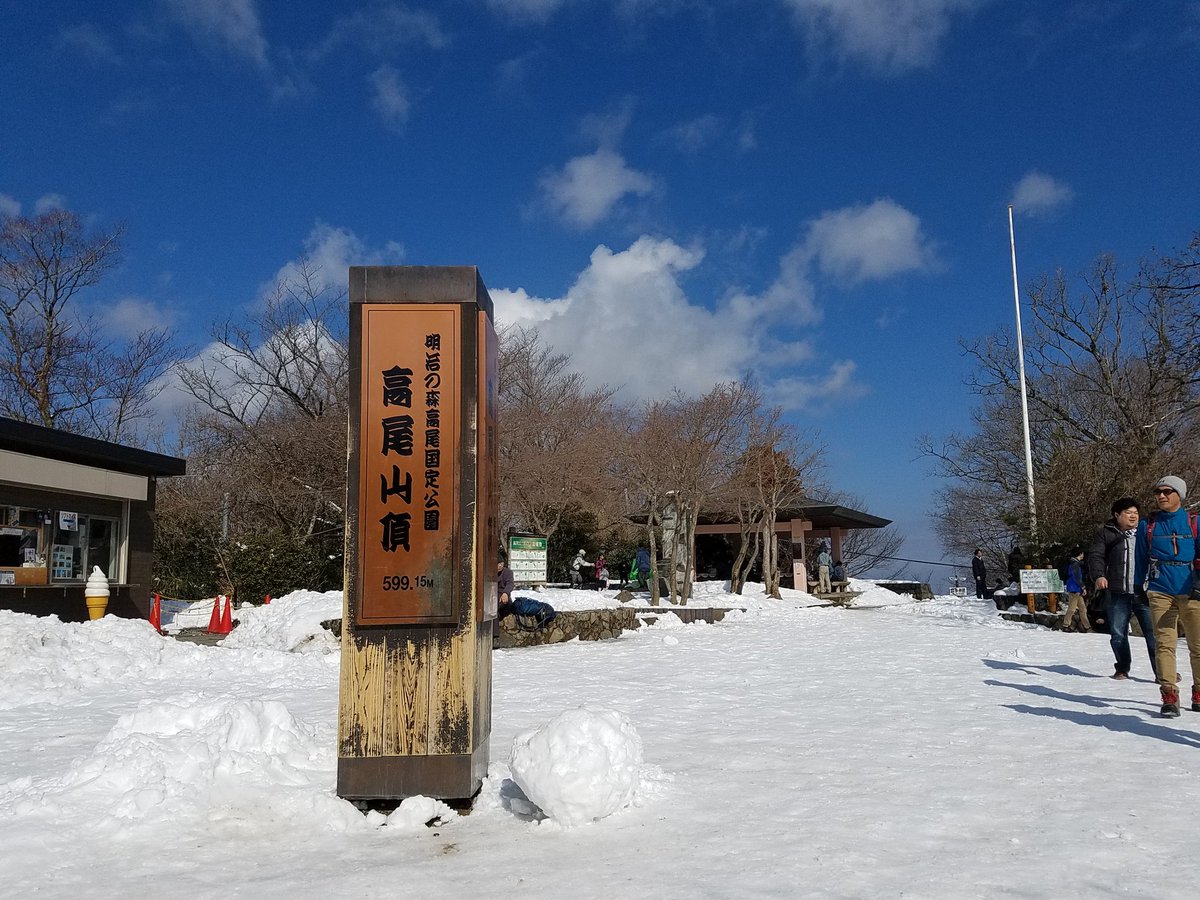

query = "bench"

[{"left": 808, "top": 580, "right": 850, "bottom": 593}]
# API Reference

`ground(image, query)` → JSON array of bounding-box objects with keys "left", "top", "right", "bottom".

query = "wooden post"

[
  {"left": 1024, "top": 564, "right": 1034, "bottom": 614},
  {"left": 337, "top": 267, "right": 498, "bottom": 804}
]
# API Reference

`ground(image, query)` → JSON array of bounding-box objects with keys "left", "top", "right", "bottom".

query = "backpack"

[
  {"left": 509, "top": 596, "right": 557, "bottom": 630},
  {"left": 1145, "top": 511, "right": 1200, "bottom": 570},
  {"left": 1057, "top": 557, "right": 1071, "bottom": 586}
]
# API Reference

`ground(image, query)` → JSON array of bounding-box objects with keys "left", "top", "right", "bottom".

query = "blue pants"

[{"left": 1106, "top": 591, "right": 1157, "bottom": 676}]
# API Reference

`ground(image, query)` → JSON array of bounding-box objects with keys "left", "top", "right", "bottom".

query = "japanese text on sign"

[{"left": 358, "top": 305, "right": 459, "bottom": 624}]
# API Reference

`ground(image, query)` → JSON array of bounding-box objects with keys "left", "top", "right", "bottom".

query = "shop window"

[{"left": 50, "top": 514, "right": 119, "bottom": 582}]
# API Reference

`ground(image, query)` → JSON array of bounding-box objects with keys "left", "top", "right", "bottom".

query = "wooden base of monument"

[
  {"left": 337, "top": 747, "right": 488, "bottom": 803},
  {"left": 336, "top": 621, "right": 493, "bottom": 803}
]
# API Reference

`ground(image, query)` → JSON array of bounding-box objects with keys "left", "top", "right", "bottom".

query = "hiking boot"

[
  {"left": 1110, "top": 671, "right": 1129, "bottom": 680},
  {"left": 1161, "top": 689, "right": 1181, "bottom": 718},
  {"left": 1192, "top": 687, "right": 1200, "bottom": 713}
]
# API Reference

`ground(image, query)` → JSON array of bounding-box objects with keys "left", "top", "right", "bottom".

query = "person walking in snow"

[
  {"left": 1088, "top": 497, "right": 1155, "bottom": 681},
  {"left": 570, "top": 549, "right": 592, "bottom": 588},
  {"left": 1136, "top": 476, "right": 1199, "bottom": 717},
  {"left": 633, "top": 545, "right": 651, "bottom": 590},
  {"left": 1061, "top": 547, "right": 1089, "bottom": 633},
  {"left": 972, "top": 549, "right": 987, "bottom": 599},
  {"left": 817, "top": 544, "right": 833, "bottom": 594},
  {"left": 595, "top": 551, "right": 609, "bottom": 589}
]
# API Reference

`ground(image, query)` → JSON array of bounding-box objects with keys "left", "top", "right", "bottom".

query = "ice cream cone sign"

[{"left": 85, "top": 567, "right": 110, "bottom": 620}]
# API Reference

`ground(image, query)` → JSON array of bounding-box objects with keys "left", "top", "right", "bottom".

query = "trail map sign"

[{"left": 507, "top": 534, "right": 548, "bottom": 584}]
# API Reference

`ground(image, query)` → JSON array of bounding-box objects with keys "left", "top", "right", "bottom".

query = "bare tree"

[
  {"left": 165, "top": 260, "right": 350, "bottom": 599},
  {"left": 618, "top": 382, "right": 761, "bottom": 603},
  {"left": 0, "top": 209, "right": 177, "bottom": 442},
  {"left": 821, "top": 491, "right": 906, "bottom": 577},
  {"left": 724, "top": 407, "right": 824, "bottom": 596},
  {"left": 497, "top": 326, "right": 617, "bottom": 544},
  {"left": 921, "top": 234, "right": 1200, "bottom": 564}
]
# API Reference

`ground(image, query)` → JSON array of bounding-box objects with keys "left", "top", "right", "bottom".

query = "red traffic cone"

[
  {"left": 263, "top": 594, "right": 271, "bottom": 605},
  {"left": 218, "top": 595, "right": 233, "bottom": 634},
  {"left": 149, "top": 593, "right": 162, "bottom": 634},
  {"left": 207, "top": 595, "right": 223, "bottom": 633}
]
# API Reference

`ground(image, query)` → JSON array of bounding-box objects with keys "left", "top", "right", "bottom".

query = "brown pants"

[
  {"left": 1148, "top": 591, "right": 1200, "bottom": 692},
  {"left": 1064, "top": 592, "right": 1089, "bottom": 631}
]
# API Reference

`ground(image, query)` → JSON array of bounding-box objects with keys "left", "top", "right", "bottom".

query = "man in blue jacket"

[{"left": 1136, "top": 475, "right": 1199, "bottom": 717}]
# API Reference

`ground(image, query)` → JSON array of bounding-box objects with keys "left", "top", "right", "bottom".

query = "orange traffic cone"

[
  {"left": 149, "top": 593, "right": 162, "bottom": 634},
  {"left": 218, "top": 594, "right": 233, "bottom": 634},
  {"left": 264, "top": 594, "right": 271, "bottom": 605},
  {"left": 207, "top": 595, "right": 223, "bottom": 633}
]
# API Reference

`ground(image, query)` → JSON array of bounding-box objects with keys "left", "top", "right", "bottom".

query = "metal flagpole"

[{"left": 1007, "top": 205, "right": 1037, "bottom": 541}]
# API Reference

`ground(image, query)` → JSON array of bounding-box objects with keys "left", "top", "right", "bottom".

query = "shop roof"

[{"left": 0, "top": 417, "right": 187, "bottom": 478}]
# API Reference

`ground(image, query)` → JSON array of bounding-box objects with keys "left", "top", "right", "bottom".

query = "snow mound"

[
  {"left": 220, "top": 590, "right": 342, "bottom": 653},
  {"left": 509, "top": 706, "right": 645, "bottom": 826},
  {"left": 18, "top": 697, "right": 361, "bottom": 832},
  {"left": 0, "top": 611, "right": 200, "bottom": 707}
]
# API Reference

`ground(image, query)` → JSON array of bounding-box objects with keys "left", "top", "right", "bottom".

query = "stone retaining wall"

[{"left": 496, "top": 606, "right": 735, "bottom": 648}]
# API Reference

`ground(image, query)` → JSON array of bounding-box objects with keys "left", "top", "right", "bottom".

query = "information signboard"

[
  {"left": 1019, "top": 568, "right": 1064, "bottom": 593},
  {"left": 508, "top": 534, "right": 548, "bottom": 584}
]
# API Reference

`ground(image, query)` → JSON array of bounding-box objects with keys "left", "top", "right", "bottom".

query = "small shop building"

[{"left": 0, "top": 416, "right": 186, "bottom": 621}]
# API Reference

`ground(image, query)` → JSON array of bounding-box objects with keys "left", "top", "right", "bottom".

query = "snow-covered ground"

[{"left": 2, "top": 582, "right": 1195, "bottom": 898}]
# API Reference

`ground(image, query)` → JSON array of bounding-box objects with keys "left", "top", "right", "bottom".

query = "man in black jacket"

[
  {"left": 1087, "top": 497, "right": 1156, "bottom": 680},
  {"left": 971, "top": 549, "right": 987, "bottom": 599}
]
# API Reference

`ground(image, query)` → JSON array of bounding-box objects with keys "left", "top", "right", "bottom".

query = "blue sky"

[{"left": 3, "top": 1, "right": 1199, "bottom": 575}]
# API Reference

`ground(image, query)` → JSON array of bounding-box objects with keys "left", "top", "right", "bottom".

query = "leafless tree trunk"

[{"left": 0, "top": 209, "right": 177, "bottom": 442}]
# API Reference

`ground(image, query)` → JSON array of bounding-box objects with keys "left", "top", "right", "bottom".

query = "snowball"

[
  {"left": 508, "top": 707, "right": 644, "bottom": 826},
  {"left": 386, "top": 795, "right": 457, "bottom": 829}
]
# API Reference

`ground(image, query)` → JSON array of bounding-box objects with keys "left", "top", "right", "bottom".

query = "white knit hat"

[{"left": 1153, "top": 475, "right": 1187, "bottom": 501}]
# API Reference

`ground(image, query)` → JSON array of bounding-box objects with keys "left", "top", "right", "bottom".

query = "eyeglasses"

[{"left": 1153, "top": 488, "right": 1177, "bottom": 496}]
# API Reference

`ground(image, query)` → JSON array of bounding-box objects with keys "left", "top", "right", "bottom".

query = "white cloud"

[
  {"left": 725, "top": 243, "right": 822, "bottom": 326},
  {"left": 662, "top": 114, "right": 724, "bottom": 153},
  {"left": 485, "top": 0, "right": 569, "bottom": 22},
  {"left": 0, "top": 194, "right": 19, "bottom": 218},
  {"left": 736, "top": 115, "right": 759, "bottom": 152},
  {"left": 494, "top": 199, "right": 936, "bottom": 410},
  {"left": 782, "top": 0, "right": 982, "bottom": 74},
  {"left": 57, "top": 24, "right": 123, "bottom": 65},
  {"left": 162, "top": 0, "right": 271, "bottom": 70},
  {"left": 34, "top": 194, "right": 68, "bottom": 214},
  {"left": 539, "top": 148, "right": 657, "bottom": 228},
  {"left": 1011, "top": 170, "right": 1073, "bottom": 218},
  {"left": 766, "top": 360, "right": 869, "bottom": 410},
  {"left": 368, "top": 66, "right": 411, "bottom": 132},
  {"left": 804, "top": 198, "right": 936, "bottom": 284},
  {"left": 580, "top": 101, "right": 636, "bottom": 148},
  {"left": 313, "top": 4, "right": 447, "bottom": 58},
  {"left": 265, "top": 222, "right": 406, "bottom": 298},
  {"left": 493, "top": 236, "right": 818, "bottom": 407},
  {"left": 99, "top": 297, "right": 178, "bottom": 339}
]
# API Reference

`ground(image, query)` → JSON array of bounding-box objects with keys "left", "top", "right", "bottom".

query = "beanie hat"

[{"left": 1153, "top": 475, "right": 1187, "bottom": 501}]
